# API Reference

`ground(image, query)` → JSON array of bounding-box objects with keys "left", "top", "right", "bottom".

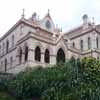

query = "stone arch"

[
  {"left": 35, "top": 46, "right": 41, "bottom": 62},
  {"left": 56, "top": 48, "right": 65, "bottom": 63},
  {"left": 44, "top": 49, "right": 50, "bottom": 63},
  {"left": 34, "top": 42, "right": 44, "bottom": 53}
]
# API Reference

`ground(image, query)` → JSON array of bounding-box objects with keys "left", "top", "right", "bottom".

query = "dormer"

[{"left": 40, "top": 10, "right": 55, "bottom": 32}]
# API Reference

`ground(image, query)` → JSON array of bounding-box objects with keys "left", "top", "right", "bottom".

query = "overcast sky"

[{"left": 0, "top": 0, "right": 100, "bottom": 37}]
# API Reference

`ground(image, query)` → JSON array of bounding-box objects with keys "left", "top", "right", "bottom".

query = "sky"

[{"left": 0, "top": 0, "right": 100, "bottom": 37}]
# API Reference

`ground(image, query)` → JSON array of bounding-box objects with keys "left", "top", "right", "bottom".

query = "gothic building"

[{"left": 0, "top": 12, "right": 100, "bottom": 73}]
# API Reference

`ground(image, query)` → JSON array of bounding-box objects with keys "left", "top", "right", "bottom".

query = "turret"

[{"left": 82, "top": 14, "right": 89, "bottom": 25}]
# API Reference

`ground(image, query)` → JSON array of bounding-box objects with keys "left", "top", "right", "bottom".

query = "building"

[{"left": 0, "top": 11, "right": 100, "bottom": 73}]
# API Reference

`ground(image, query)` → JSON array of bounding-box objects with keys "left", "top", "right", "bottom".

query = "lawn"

[{"left": 0, "top": 91, "right": 16, "bottom": 100}]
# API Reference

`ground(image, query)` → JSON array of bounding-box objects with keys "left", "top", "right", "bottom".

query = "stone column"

[
  {"left": 50, "top": 55, "right": 56, "bottom": 65},
  {"left": 28, "top": 48, "right": 34, "bottom": 66},
  {"left": 41, "top": 52, "right": 44, "bottom": 64}
]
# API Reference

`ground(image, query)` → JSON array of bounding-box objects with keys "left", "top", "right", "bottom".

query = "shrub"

[{"left": 4, "top": 57, "right": 100, "bottom": 100}]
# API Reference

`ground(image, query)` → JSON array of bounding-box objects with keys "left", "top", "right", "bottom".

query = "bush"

[
  {"left": 0, "top": 73, "right": 14, "bottom": 91},
  {"left": 3, "top": 57, "right": 100, "bottom": 100}
]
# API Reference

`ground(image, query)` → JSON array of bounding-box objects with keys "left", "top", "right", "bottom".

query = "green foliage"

[
  {"left": 0, "top": 91, "right": 16, "bottom": 100},
  {"left": 1, "top": 57, "right": 100, "bottom": 100},
  {"left": 0, "top": 73, "right": 14, "bottom": 91},
  {"left": 81, "top": 57, "right": 100, "bottom": 72}
]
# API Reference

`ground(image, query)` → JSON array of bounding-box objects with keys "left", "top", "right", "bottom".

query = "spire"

[
  {"left": 92, "top": 17, "right": 95, "bottom": 25},
  {"left": 48, "top": 9, "right": 50, "bottom": 16},
  {"left": 92, "top": 17, "right": 95, "bottom": 28},
  {"left": 21, "top": 9, "right": 25, "bottom": 18}
]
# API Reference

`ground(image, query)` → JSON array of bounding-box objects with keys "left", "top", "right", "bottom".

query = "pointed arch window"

[
  {"left": 35, "top": 46, "right": 41, "bottom": 62},
  {"left": 88, "top": 37, "right": 91, "bottom": 49},
  {"left": 12, "top": 35, "right": 14, "bottom": 47},
  {"left": 56, "top": 48, "right": 65, "bottom": 63},
  {"left": 44, "top": 49, "right": 50, "bottom": 63},
  {"left": 80, "top": 40, "right": 83, "bottom": 51},
  {"left": 6, "top": 40, "right": 9, "bottom": 53},
  {"left": 5, "top": 59, "right": 7, "bottom": 72},
  {"left": 19, "top": 47, "right": 22, "bottom": 64},
  {"left": 96, "top": 37, "right": 99, "bottom": 49},
  {"left": 25, "top": 46, "right": 28, "bottom": 62},
  {"left": 72, "top": 42, "right": 75, "bottom": 48},
  {"left": 10, "top": 56, "right": 13, "bottom": 67},
  {"left": 3, "top": 43, "right": 5, "bottom": 54}
]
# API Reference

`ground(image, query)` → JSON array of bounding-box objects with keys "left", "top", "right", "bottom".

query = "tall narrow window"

[
  {"left": 3, "top": 43, "right": 5, "bottom": 54},
  {"left": 96, "top": 37, "right": 99, "bottom": 49},
  {"left": 44, "top": 49, "right": 50, "bottom": 63},
  {"left": 12, "top": 35, "right": 14, "bottom": 47},
  {"left": 80, "top": 40, "right": 83, "bottom": 51},
  {"left": 25, "top": 46, "right": 28, "bottom": 62},
  {"left": 72, "top": 42, "right": 75, "bottom": 48},
  {"left": 6, "top": 40, "right": 9, "bottom": 53},
  {"left": 35, "top": 46, "right": 41, "bottom": 62},
  {"left": 19, "top": 47, "right": 22, "bottom": 64},
  {"left": 5, "top": 59, "right": 7, "bottom": 72},
  {"left": 88, "top": 37, "right": 91, "bottom": 49},
  {"left": 10, "top": 57, "right": 13, "bottom": 67}
]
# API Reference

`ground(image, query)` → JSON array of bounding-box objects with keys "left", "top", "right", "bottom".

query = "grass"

[{"left": 0, "top": 91, "right": 16, "bottom": 100}]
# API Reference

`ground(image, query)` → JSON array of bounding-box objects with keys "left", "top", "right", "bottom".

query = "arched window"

[
  {"left": 72, "top": 42, "right": 75, "bottom": 48},
  {"left": 88, "top": 37, "right": 91, "bottom": 49},
  {"left": 96, "top": 37, "right": 98, "bottom": 48},
  {"left": 10, "top": 57, "right": 13, "bottom": 67},
  {"left": 80, "top": 40, "right": 83, "bottom": 51},
  {"left": 3, "top": 43, "right": 5, "bottom": 54},
  {"left": 6, "top": 40, "right": 9, "bottom": 53},
  {"left": 56, "top": 48, "right": 65, "bottom": 63},
  {"left": 25, "top": 46, "right": 28, "bottom": 62},
  {"left": 44, "top": 49, "right": 50, "bottom": 63},
  {"left": 5, "top": 59, "right": 7, "bottom": 72},
  {"left": 12, "top": 35, "right": 14, "bottom": 47},
  {"left": 19, "top": 47, "right": 22, "bottom": 64},
  {"left": 35, "top": 46, "right": 41, "bottom": 61}
]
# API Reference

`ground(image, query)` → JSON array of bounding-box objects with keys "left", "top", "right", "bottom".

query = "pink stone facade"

[{"left": 0, "top": 13, "right": 100, "bottom": 73}]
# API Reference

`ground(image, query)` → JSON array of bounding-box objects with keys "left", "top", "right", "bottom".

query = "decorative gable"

[{"left": 39, "top": 11, "right": 55, "bottom": 32}]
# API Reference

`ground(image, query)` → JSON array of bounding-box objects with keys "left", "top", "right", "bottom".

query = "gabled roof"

[
  {"left": 0, "top": 18, "right": 24, "bottom": 41},
  {"left": 0, "top": 17, "right": 56, "bottom": 41},
  {"left": 64, "top": 23, "right": 98, "bottom": 40}
]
